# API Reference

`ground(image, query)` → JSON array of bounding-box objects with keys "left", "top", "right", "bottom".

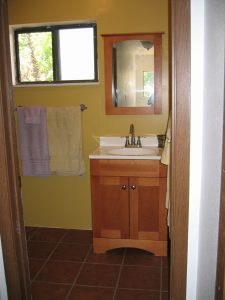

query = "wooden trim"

[
  {"left": 101, "top": 32, "right": 165, "bottom": 37},
  {"left": 93, "top": 238, "right": 167, "bottom": 256},
  {"left": 159, "top": 178, "right": 167, "bottom": 240},
  {"left": 215, "top": 39, "right": 225, "bottom": 298},
  {"left": 170, "top": 0, "right": 191, "bottom": 299},
  {"left": 90, "top": 159, "right": 167, "bottom": 178},
  {"left": 103, "top": 32, "right": 163, "bottom": 115},
  {"left": 129, "top": 178, "right": 139, "bottom": 240},
  {"left": 100, "top": 229, "right": 121, "bottom": 239},
  {"left": 0, "top": 0, "right": 31, "bottom": 299},
  {"left": 138, "top": 232, "right": 159, "bottom": 240}
]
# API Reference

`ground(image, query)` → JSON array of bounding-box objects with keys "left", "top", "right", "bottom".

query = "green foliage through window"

[
  {"left": 14, "top": 23, "right": 98, "bottom": 84},
  {"left": 143, "top": 71, "right": 154, "bottom": 98},
  {"left": 18, "top": 32, "right": 53, "bottom": 82}
]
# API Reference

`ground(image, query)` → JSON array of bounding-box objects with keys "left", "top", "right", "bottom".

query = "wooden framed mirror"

[{"left": 102, "top": 33, "right": 163, "bottom": 115}]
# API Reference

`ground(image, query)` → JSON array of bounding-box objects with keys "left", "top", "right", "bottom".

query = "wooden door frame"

[
  {"left": 170, "top": 0, "right": 190, "bottom": 299},
  {"left": 0, "top": 0, "right": 190, "bottom": 299},
  {"left": 215, "top": 36, "right": 225, "bottom": 299},
  {"left": 0, "top": 0, "right": 31, "bottom": 299},
  {"left": 215, "top": 118, "right": 225, "bottom": 298}
]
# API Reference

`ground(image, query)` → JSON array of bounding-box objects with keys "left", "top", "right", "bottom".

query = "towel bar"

[
  {"left": 80, "top": 104, "right": 87, "bottom": 111},
  {"left": 15, "top": 104, "right": 87, "bottom": 111}
]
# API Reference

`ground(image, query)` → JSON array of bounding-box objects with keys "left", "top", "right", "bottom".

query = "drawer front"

[{"left": 90, "top": 159, "right": 167, "bottom": 177}]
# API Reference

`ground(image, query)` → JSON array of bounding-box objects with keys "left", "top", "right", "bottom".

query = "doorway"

[{"left": 0, "top": 0, "right": 190, "bottom": 299}]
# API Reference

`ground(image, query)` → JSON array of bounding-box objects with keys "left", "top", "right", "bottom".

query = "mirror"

[{"left": 102, "top": 33, "right": 163, "bottom": 115}]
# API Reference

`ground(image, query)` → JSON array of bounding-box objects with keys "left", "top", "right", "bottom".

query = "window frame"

[{"left": 14, "top": 22, "right": 98, "bottom": 85}]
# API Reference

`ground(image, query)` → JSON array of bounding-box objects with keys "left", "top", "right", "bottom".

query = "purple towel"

[
  {"left": 24, "top": 106, "right": 41, "bottom": 124},
  {"left": 17, "top": 107, "right": 50, "bottom": 176}
]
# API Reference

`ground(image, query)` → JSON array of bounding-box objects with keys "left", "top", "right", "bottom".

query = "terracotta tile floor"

[{"left": 26, "top": 227, "right": 169, "bottom": 300}]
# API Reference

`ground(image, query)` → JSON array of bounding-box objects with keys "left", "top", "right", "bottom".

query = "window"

[
  {"left": 143, "top": 71, "right": 154, "bottom": 98},
  {"left": 14, "top": 23, "right": 98, "bottom": 84}
]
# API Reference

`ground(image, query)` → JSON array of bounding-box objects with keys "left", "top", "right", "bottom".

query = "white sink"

[
  {"left": 89, "top": 137, "right": 161, "bottom": 160},
  {"left": 107, "top": 147, "right": 156, "bottom": 156}
]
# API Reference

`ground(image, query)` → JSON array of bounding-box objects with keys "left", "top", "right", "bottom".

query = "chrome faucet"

[{"left": 125, "top": 124, "right": 142, "bottom": 148}]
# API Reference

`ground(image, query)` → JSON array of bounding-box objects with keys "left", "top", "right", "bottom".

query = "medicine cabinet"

[{"left": 102, "top": 33, "right": 163, "bottom": 115}]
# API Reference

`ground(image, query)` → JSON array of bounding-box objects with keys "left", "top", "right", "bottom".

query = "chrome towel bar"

[{"left": 15, "top": 104, "right": 87, "bottom": 111}]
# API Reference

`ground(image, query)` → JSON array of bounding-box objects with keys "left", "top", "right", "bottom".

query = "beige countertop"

[{"left": 89, "top": 146, "right": 162, "bottom": 160}]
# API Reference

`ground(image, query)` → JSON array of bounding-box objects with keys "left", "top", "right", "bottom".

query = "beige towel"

[
  {"left": 161, "top": 113, "right": 171, "bottom": 227},
  {"left": 161, "top": 114, "right": 171, "bottom": 165},
  {"left": 47, "top": 107, "right": 85, "bottom": 176}
]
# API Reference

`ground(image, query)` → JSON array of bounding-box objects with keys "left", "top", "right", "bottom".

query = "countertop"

[
  {"left": 89, "top": 146, "right": 162, "bottom": 160},
  {"left": 88, "top": 136, "right": 162, "bottom": 160}
]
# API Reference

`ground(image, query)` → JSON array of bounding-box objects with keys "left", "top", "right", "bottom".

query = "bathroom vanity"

[{"left": 89, "top": 136, "right": 167, "bottom": 256}]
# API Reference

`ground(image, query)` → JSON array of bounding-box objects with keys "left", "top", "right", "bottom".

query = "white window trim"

[{"left": 9, "top": 19, "right": 99, "bottom": 86}]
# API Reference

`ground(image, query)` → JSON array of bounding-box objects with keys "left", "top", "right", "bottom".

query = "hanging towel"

[
  {"left": 161, "top": 113, "right": 171, "bottom": 227},
  {"left": 161, "top": 114, "right": 171, "bottom": 165},
  {"left": 47, "top": 107, "right": 85, "bottom": 176},
  {"left": 17, "top": 107, "right": 50, "bottom": 176},
  {"left": 24, "top": 106, "right": 42, "bottom": 124}
]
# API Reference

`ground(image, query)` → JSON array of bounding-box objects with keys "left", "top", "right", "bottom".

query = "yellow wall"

[{"left": 8, "top": 0, "right": 169, "bottom": 229}]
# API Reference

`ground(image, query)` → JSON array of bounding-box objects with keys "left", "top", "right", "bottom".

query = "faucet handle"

[
  {"left": 137, "top": 136, "right": 142, "bottom": 148},
  {"left": 125, "top": 136, "right": 130, "bottom": 147}
]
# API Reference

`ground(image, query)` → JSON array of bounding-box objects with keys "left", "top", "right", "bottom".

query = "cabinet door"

[
  {"left": 129, "top": 177, "right": 167, "bottom": 241},
  {"left": 91, "top": 176, "right": 129, "bottom": 239}
]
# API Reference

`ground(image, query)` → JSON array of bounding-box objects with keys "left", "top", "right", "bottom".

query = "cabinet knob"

[
  {"left": 131, "top": 185, "right": 136, "bottom": 190},
  {"left": 121, "top": 185, "right": 127, "bottom": 190}
]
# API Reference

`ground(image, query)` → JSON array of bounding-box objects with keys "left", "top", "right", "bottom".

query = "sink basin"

[{"left": 107, "top": 147, "right": 156, "bottom": 156}]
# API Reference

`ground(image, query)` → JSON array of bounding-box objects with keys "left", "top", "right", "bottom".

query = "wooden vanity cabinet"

[{"left": 90, "top": 159, "right": 167, "bottom": 256}]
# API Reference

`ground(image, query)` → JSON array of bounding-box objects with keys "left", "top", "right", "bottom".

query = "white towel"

[
  {"left": 47, "top": 107, "right": 85, "bottom": 176},
  {"left": 161, "top": 113, "right": 171, "bottom": 227}
]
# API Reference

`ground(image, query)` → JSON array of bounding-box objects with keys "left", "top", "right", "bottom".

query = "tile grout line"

[
  {"left": 73, "top": 284, "right": 160, "bottom": 292},
  {"left": 28, "top": 228, "right": 168, "bottom": 298},
  {"left": 112, "top": 248, "right": 127, "bottom": 300},
  {"left": 30, "top": 229, "right": 69, "bottom": 283},
  {"left": 64, "top": 244, "right": 93, "bottom": 300}
]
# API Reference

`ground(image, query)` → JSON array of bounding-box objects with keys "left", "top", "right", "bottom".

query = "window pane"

[
  {"left": 18, "top": 32, "right": 53, "bottom": 82},
  {"left": 59, "top": 28, "right": 95, "bottom": 80},
  {"left": 143, "top": 71, "right": 154, "bottom": 105}
]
